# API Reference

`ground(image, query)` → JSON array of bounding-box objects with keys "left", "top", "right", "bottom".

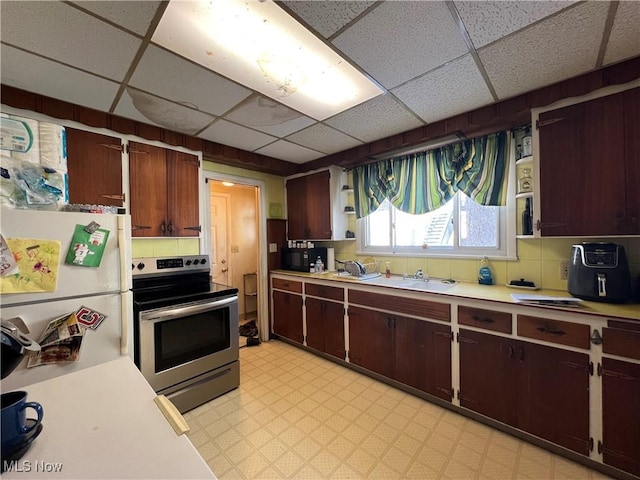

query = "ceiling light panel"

[{"left": 152, "top": 0, "right": 383, "bottom": 121}]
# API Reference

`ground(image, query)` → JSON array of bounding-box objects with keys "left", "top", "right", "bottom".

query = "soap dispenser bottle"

[{"left": 478, "top": 256, "right": 494, "bottom": 285}]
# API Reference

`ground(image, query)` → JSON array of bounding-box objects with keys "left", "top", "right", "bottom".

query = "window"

[{"left": 358, "top": 192, "right": 510, "bottom": 258}]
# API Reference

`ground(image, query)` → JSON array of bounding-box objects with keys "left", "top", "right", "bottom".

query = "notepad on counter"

[{"left": 511, "top": 294, "right": 584, "bottom": 307}]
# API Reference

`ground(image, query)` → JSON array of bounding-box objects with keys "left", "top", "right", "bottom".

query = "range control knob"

[
  {"left": 185, "top": 260, "right": 192, "bottom": 266},
  {"left": 193, "top": 259, "right": 200, "bottom": 265},
  {"left": 200, "top": 258, "right": 207, "bottom": 265},
  {"left": 136, "top": 262, "right": 145, "bottom": 270}
]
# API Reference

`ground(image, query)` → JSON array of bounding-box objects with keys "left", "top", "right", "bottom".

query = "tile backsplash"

[{"left": 329, "top": 237, "right": 640, "bottom": 292}]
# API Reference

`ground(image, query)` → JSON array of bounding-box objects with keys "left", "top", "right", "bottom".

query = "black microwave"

[{"left": 282, "top": 247, "right": 327, "bottom": 272}]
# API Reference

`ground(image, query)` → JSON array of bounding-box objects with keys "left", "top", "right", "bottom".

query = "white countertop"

[{"left": 1, "top": 357, "right": 216, "bottom": 480}]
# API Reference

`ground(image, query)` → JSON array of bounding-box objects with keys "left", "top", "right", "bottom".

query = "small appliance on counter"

[
  {"left": 568, "top": 242, "right": 631, "bottom": 303},
  {"left": 1, "top": 319, "right": 44, "bottom": 467},
  {"left": 282, "top": 246, "right": 333, "bottom": 272},
  {"left": 1, "top": 319, "right": 41, "bottom": 380}
]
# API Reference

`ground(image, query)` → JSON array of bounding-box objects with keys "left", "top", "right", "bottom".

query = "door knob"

[
  {"left": 221, "top": 259, "right": 226, "bottom": 264},
  {"left": 222, "top": 268, "right": 228, "bottom": 273}
]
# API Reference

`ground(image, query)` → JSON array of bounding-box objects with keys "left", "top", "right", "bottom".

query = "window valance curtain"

[{"left": 352, "top": 130, "right": 510, "bottom": 218}]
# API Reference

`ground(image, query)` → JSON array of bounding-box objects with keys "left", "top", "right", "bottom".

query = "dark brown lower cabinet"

[
  {"left": 347, "top": 306, "right": 394, "bottom": 378},
  {"left": 601, "top": 358, "right": 640, "bottom": 477},
  {"left": 458, "top": 329, "right": 518, "bottom": 427},
  {"left": 305, "top": 297, "right": 345, "bottom": 359},
  {"left": 272, "top": 290, "right": 303, "bottom": 344},
  {"left": 348, "top": 306, "right": 452, "bottom": 400},
  {"left": 394, "top": 316, "right": 452, "bottom": 401},
  {"left": 459, "top": 329, "right": 590, "bottom": 455}
]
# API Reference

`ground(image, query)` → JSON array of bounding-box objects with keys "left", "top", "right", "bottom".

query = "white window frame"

[{"left": 355, "top": 141, "right": 518, "bottom": 260}]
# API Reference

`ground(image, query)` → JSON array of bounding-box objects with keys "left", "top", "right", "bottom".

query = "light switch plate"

[
  {"left": 269, "top": 243, "right": 278, "bottom": 253},
  {"left": 231, "top": 245, "right": 240, "bottom": 253}
]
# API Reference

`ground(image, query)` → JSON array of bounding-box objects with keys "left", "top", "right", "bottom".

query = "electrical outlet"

[{"left": 560, "top": 261, "right": 569, "bottom": 280}]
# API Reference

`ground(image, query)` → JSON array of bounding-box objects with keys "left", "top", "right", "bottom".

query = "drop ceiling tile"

[
  {"left": 69, "top": 1, "right": 163, "bottom": 36},
  {"left": 0, "top": 1, "right": 141, "bottom": 82},
  {"left": 478, "top": 1, "right": 609, "bottom": 100},
  {"left": 1, "top": 45, "right": 119, "bottom": 112},
  {"left": 224, "top": 95, "right": 316, "bottom": 138},
  {"left": 114, "top": 88, "right": 216, "bottom": 135},
  {"left": 603, "top": 1, "right": 640, "bottom": 66},
  {"left": 455, "top": 1, "right": 577, "bottom": 49},
  {"left": 256, "top": 140, "right": 325, "bottom": 164},
  {"left": 130, "top": 45, "right": 252, "bottom": 116},
  {"left": 392, "top": 54, "right": 494, "bottom": 124},
  {"left": 286, "top": 123, "right": 363, "bottom": 155},
  {"left": 282, "top": 1, "right": 376, "bottom": 38},
  {"left": 333, "top": 1, "right": 468, "bottom": 90},
  {"left": 199, "top": 119, "right": 278, "bottom": 152},
  {"left": 325, "top": 94, "right": 423, "bottom": 143}
]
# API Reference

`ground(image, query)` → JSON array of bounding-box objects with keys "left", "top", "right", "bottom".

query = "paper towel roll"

[{"left": 326, "top": 248, "right": 335, "bottom": 271}]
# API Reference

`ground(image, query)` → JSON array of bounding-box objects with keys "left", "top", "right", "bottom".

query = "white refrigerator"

[{"left": 0, "top": 207, "right": 133, "bottom": 390}]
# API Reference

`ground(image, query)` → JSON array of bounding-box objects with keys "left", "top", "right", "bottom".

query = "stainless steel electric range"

[{"left": 131, "top": 255, "right": 239, "bottom": 413}]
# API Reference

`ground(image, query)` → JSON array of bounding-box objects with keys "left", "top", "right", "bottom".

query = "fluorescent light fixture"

[
  {"left": 222, "top": 181, "right": 235, "bottom": 187},
  {"left": 368, "top": 133, "right": 467, "bottom": 161},
  {"left": 152, "top": 0, "right": 383, "bottom": 120}
]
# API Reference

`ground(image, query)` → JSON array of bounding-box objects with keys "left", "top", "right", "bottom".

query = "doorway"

[{"left": 206, "top": 177, "right": 267, "bottom": 346}]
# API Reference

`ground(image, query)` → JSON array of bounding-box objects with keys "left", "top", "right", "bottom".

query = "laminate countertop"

[
  {"left": 271, "top": 270, "right": 640, "bottom": 322},
  {"left": 1, "top": 357, "right": 216, "bottom": 480}
]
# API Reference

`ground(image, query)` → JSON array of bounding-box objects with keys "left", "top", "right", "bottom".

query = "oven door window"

[{"left": 154, "top": 309, "right": 230, "bottom": 373}]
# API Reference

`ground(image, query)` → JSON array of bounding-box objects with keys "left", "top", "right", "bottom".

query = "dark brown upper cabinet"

[
  {"left": 129, "top": 141, "right": 200, "bottom": 237},
  {"left": 66, "top": 128, "right": 124, "bottom": 207},
  {"left": 536, "top": 87, "right": 639, "bottom": 236}
]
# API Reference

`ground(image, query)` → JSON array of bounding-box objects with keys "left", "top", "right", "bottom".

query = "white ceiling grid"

[{"left": 1, "top": 0, "right": 638, "bottom": 165}]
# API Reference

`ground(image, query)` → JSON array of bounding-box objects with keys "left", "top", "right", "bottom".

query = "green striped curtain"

[{"left": 353, "top": 131, "right": 510, "bottom": 218}]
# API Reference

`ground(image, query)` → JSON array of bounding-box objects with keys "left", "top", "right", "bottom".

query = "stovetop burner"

[{"left": 131, "top": 255, "right": 238, "bottom": 309}]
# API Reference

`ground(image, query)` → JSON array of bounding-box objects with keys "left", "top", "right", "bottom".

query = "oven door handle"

[{"left": 142, "top": 296, "right": 238, "bottom": 322}]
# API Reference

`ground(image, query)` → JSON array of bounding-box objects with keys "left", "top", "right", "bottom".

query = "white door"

[{"left": 210, "top": 193, "right": 230, "bottom": 285}]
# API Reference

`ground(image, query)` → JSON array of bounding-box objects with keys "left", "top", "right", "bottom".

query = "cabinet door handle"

[
  {"left": 101, "top": 193, "right": 125, "bottom": 201},
  {"left": 536, "top": 325, "right": 566, "bottom": 336},
  {"left": 472, "top": 315, "right": 495, "bottom": 324},
  {"left": 507, "top": 345, "right": 514, "bottom": 359},
  {"left": 517, "top": 347, "right": 525, "bottom": 361},
  {"left": 167, "top": 222, "right": 173, "bottom": 233},
  {"left": 132, "top": 225, "right": 151, "bottom": 230},
  {"left": 160, "top": 222, "right": 166, "bottom": 233}
]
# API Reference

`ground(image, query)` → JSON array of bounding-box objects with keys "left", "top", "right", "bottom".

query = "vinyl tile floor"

[{"left": 184, "top": 340, "right": 610, "bottom": 480}]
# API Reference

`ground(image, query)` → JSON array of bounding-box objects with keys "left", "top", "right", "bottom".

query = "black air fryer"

[{"left": 568, "top": 243, "right": 631, "bottom": 303}]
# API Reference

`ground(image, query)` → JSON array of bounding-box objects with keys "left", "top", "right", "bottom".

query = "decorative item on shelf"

[
  {"left": 345, "top": 230, "right": 355, "bottom": 238},
  {"left": 516, "top": 144, "right": 523, "bottom": 160},
  {"left": 518, "top": 168, "right": 533, "bottom": 194},
  {"left": 342, "top": 185, "right": 351, "bottom": 190},
  {"left": 344, "top": 206, "right": 355, "bottom": 213},
  {"left": 522, "top": 198, "right": 533, "bottom": 235},
  {"left": 522, "top": 127, "right": 532, "bottom": 157}
]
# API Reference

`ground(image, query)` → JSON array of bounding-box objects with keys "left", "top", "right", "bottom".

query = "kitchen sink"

[{"left": 361, "top": 275, "right": 457, "bottom": 292}]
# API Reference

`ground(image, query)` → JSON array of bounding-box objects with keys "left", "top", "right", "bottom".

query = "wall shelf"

[{"left": 243, "top": 272, "right": 257, "bottom": 321}]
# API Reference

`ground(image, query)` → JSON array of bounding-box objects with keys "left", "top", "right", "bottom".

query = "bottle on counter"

[
  {"left": 478, "top": 256, "right": 494, "bottom": 285},
  {"left": 309, "top": 263, "right": 315, "bottom": 273},
  {"left": 315, "top": 256, "right": 324, "bottom": 273},
  {"left": 385, "top": 262, "right": 391, "bottom": 278}
]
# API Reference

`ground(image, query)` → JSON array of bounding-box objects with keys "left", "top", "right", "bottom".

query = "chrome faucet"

[{"left": 414, "top": 269, "right": 428, "bottom": 280}]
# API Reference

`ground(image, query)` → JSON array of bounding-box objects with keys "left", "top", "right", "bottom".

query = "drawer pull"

[
  {"left": 472, "top": 315, "right": 495, "bottom": 324},
  {"left": 536, "top": 324, "right": 566, "bottom": 336},
  {"left": 507, "top": 345, "right": 514, "bottom": 358}
]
